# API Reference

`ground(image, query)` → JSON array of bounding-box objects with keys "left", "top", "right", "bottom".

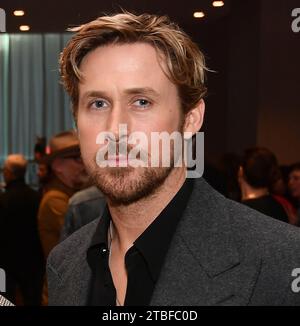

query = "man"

[
  {"left": 48, "top": 12, "right": 300, "bottom": 306},
  {"left": 38, "top": 131, "right": 87, "bottom": 305},
  {"left": 0, "top": 154, "right": 44, "bottom": 305},
  {"left": 38, "top": 130, "right": 87, "bottom": 259},
  {"left": 238, "top": 147, "right": 289, "bottom": 223}
]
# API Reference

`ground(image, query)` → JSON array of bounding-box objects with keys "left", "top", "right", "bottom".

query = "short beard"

[
  {"left": 84, "top": 121, "right": 185, "bottom": 206},
  {"left": 88, "top": 164, "right": 173, "bottom": 206}
]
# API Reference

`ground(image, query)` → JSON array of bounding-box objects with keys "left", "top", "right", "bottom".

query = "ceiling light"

[
  {"left": 193, "top": 12, "right": 205, "bottom": 18},
  {"left": 14, "top": 10, "right": 25, "bottom": 16},
  {"left": 19, "top": 25, "right": 30, "bottom": 31},
  {"left": 212, "top": 1, "right": 225, "bottom": 7}
]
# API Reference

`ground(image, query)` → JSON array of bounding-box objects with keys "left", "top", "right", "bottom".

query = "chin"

[{"left": 90, "top": 165, "right": 173, "bottom": 206}]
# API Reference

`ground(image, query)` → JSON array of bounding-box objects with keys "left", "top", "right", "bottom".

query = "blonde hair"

[{"left": 60, "top": 12, "right": 207, "bottom": 118}]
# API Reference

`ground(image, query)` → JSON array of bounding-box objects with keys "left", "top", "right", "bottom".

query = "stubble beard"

[
  {"left": 87, "top": 162, "right": 174, "bottom": 206},
  {"left": 84, "top": 121, "right": 185, "bottom": 206}
]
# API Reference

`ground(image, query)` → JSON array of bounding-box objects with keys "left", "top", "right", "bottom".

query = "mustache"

[{"left": 97, "top": 140, "right": 149, "bottom": 161}]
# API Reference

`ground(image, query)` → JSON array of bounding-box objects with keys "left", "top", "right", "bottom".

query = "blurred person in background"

[
  {"left": 34, "top": 137, "right": 52, "bottom": 195},
  {"left": 34, "top": 137, "right": 47, "bottom": 162},
  {"left": 37, "top": 162, "right": 52, "bottom": 195},
  {"left": 38, "top": 130, "right": 87, "bottom": 259},
  {"left": 0, "top": 154, "right": 44, "bottom": 305},
  {"left": 37, "top": 130, "right": 88, "bottom": 305},
  {"left": 60, "top": 186, "right": 106, "bottom": 241},
  {"left": 0, "top": 166, "right": 5, "bottom": 193},
  {"left": 288, "top": 163, "right": 300, "bottom": 222},
  {"left": 271, "top": 165, "right": 298, "bottom": 225},
  {"left": 238, "top": 147, "right": 289, "bottom": 223}
]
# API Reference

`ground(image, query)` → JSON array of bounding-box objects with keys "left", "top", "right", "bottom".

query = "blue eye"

[
  {"left": 90, "top": 100, "right": 108, "bottom": 110},
  {"left": 133, "top": 99, "right": 151, "bottom": 108}
]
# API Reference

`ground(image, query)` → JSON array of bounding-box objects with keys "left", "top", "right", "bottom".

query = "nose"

[{"left": 106, "top": 102, "right": 130, "bottom": 142}]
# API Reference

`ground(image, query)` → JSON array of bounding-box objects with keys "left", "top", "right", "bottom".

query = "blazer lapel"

[
  {"left": 72, "top": 261, "right": 92, "bottom": 306},
  {"left": 50, "top": 253, "right": 92, "bottom": 306},
  {"left": 150, "top": 178, "right": 262, "bottom": 306}
]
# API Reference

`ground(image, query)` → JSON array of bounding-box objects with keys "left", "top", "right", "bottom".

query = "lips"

[
  {"left": 107, "top": 155, "right": 127, "bottom": 161},
  {"left": 106, "top": 155, "right": 128, "bottom": 167}
]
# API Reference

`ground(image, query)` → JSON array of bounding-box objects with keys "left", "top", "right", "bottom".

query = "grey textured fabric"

[
  {"left": 60, "top": 186, "right": 106, "bottom": 241},
  {"left": 68, "top": 186, "right": 102, "bottom": 206},
  {"left": 47, "top": 178, "right": 300, "bottom": 306},
  {"left": 0, "top": 295, "right": 14, "bottom": 306}
]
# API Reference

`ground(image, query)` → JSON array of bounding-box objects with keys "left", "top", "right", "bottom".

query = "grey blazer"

[{"left": 47, "top": 178, "right": 300, "bottom": 305}]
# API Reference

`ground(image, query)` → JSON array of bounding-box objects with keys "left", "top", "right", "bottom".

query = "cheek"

[
  {"left": 78, "top": 118, "right": 101, "bottom": 160},
  {"left": 157, "top": 107, "right": 182, "bottom": 132},
  {"left": 139, "top": 111, "right": 182, "bottom": 135}
]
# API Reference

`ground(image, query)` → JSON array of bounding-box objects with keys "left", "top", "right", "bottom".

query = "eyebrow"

[
  {"left": 80, "top": 87, "right": 160, "bottom": 103},
  {"left": 123, "top": 87, "right": 160, "bottom": 98}
]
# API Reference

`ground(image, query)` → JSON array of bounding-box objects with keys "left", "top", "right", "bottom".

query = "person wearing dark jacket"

[
  {"left": 0, "top": 154, "right": 44, "bottom": 305},
  {"left": 238, "top": 147, "right": 289, "bottom": 223}
]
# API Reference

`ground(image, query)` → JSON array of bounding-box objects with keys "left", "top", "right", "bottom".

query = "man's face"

[
  {"left": 52, "top": 156, "right": 87, "bottom": 190},
  {"left": 77, "top": 43, "right": 185, "bottom": 205},
  {"left": 289, "top": 169, "right": 300, "bottom": 200}
]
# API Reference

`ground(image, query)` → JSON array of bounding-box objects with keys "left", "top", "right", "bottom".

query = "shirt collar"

[
  {"left": 89, "top": 205, "right": 111, "bottom": 249},
  {"left": 133, "top": 178, "right": 194, "bottom": 282},
  {"left": 87, "top": 178, "right": 194, "bottom": 281}
]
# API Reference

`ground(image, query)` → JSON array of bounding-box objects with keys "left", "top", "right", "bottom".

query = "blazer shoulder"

[
  {"left": 225, "top": 198, "right": 300, "bottom": 255},
  {"left": 47, "top": 218, "right": 99, "bottom": 305},
  {"left": 221, "top": 199, "right": 300, "bottom": 305},
  {"left": 69, "top": 186, "right": 103, "bottom": 206}
]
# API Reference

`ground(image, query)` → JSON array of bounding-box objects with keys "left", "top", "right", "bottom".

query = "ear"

[{"left": 183, "top": 99, "right": 205, "bottom": 138}]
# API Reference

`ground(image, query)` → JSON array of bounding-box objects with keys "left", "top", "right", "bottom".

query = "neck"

[
  {"left": 241, "top": 182, "right": 269, "bottom": 201},
  {"left": 108, "top": 167, "right": 186, "bottom": 254}
]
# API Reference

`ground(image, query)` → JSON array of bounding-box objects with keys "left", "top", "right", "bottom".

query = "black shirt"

[{"left": 87, "top": 178, "right": 194, "bottom": 306}]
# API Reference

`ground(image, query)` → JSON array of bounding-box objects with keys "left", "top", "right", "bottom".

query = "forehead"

[{"left": 79, "top": 42, "right": 174, "bottom": 93}]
